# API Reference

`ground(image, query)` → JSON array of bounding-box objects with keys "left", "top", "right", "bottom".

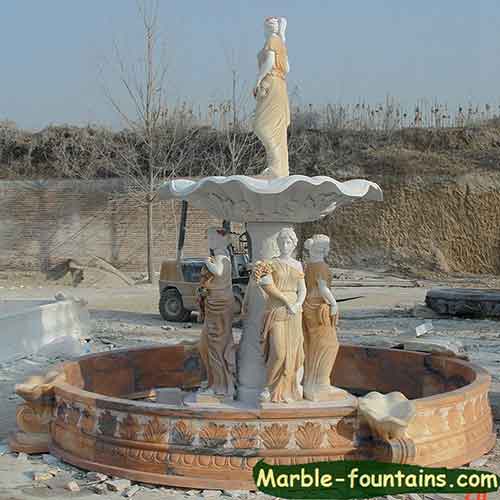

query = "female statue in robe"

[
  {"left": 302, "top": 235, "right": 346, "bottom": 401},
  {"left": 253, "top": 16, "right": 291, "bottom": 178},
  {"left": 198, "top": 228, "right": 236, "bottom": 400},
  {"left": 254, "top": 228, "right": 306, "bottom": 403}
]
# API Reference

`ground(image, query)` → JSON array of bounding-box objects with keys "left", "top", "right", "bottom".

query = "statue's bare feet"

[
  {"left": 256, "top": 166, "right": 288, "bottom": 178},
  {"left": 259, "top": 388, "right": 271, "bottom": 402},
  {"left": 254, "top": 167, "right": 273, "bottom": 178},
  {"left": 199, "top": 387, "right": 215, "bottom": 396}
]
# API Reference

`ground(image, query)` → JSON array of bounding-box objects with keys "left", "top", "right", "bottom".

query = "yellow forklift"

[{"left": 159, "top": 201, "right": 250, "bottom": 322}]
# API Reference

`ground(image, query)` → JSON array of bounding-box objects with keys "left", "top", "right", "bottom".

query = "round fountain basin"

[{"left": 45, "top": 344, "right": 494, "bottom": 490}]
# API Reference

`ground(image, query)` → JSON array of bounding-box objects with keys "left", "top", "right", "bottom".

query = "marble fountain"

[{"left": 8, "top": 16, "right": 495, "bottom": 491}]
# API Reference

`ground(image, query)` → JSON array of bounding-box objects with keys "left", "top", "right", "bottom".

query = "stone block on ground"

[
  {"left": 89, "top": 483, "right": 108, "bottom": 495},
  {"left": 86, "top": 471, "right": 108, "bottom": 482},
  {"left": 393, "top": 336, "right": 467, "bottom": 359},
  {"left": 0, "top": 297, "right": 89, "bottom": 362},
  {"left": 202, "top": 490, "right": 222, "bottom": 498},
  {"left": 106, "top": 478, "right": 132, "bottom": 492},
  {"left": 123, "top": 484, "right": 141, "bottom": 497},
  {"left": 33, "top": 471, "right": 55, "bottom": 481},
  {"left": 223, "top": 490, "right": 250, "bottom": 497},
  {"left": 42, "top": 453, "right": 60, "bottom": 465},
  {"left": 65, "top": 480, "right": 80, "bottom": 491}
]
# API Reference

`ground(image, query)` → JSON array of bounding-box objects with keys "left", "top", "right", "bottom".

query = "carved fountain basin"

[{"left": 10, "top": 344, "right": 495, "bottom": 490}]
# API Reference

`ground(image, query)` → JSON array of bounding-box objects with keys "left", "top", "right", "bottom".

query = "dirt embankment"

[
  {"left": 296, "top": 124, "right": 500, "bottom": 276},
  {"left": 2, "top": 122, "right": 500, "bottom": 276}
]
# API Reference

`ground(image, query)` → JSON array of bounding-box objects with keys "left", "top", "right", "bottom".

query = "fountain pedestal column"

[{"left": 237, "top": 221, "right": 293, "bottom": 405}]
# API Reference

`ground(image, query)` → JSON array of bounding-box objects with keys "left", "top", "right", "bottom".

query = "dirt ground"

[{"left": 1, "top": 268, "right": 500, "bottom": 499}]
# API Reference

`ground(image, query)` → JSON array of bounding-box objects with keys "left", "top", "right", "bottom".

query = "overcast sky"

[{"left": 1, "top": 0, "right": 498, "bottom": 130}]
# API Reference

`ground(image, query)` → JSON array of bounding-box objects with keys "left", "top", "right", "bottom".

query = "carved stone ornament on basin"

[
  {"left": 158, "top": 175, "right": 383, "bottom": 223},
  {"left": 9, "top": 344, "right": 495, "bottom": 490}
]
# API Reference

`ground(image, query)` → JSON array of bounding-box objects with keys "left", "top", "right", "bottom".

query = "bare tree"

[
  {"left": 100, "top": 0, "right": 196, "bottom": 282},
  {"left": 203, "top": 44, "right": 265, "bottom": 176}
]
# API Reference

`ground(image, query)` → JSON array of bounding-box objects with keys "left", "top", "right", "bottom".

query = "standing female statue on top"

[
  {"left": 254, "top": 228, "right": 305, "bottom": 403},
  {"left": 302, "top": 235, "right": 346, "bottom": 401},
  {"left": 253, "top": 16, "right": 291, "bottom": 178},
  {"left": 197, "top": 227, "right": 236, "bottom": 401}
]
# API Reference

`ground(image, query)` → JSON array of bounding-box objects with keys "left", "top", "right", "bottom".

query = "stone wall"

[
  {"left": 0, "top": 179, "right": 218, "bottom": 273},
  {"left": 2, "top": 172, "right": 500, "bottom": 276}
]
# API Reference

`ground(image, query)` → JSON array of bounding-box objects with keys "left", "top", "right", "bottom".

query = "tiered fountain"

[{"left": 9, "top": 16, "right": 494, "bottom": 491}]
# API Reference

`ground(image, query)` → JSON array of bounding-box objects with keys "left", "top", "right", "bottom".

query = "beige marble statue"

[
  {"left": 198, "top": 228, "right": 236, "bottom": 400},
  {"left": 302, "top": 235, "right": 346, "bottom": 401},
  {"left": 254, "top": 228, "right": 306, "bottom": 403},
  {"left": 253, "top": 16, "right": 291, "bottom": 178}
]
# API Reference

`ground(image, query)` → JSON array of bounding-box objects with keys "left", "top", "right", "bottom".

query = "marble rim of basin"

[
  {"left": 157, "top": 175, "right": 383, "bottom": 222},
  {"left": 8, "top": 344, "right": 495, "bottom": 490}
]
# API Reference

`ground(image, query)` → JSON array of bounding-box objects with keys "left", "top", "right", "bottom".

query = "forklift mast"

[
  {"left": 176, "top": 201, "right": 248, "bottom": 275},
  {"left": 177, "top": 200, "right": 189, "bottom": 260}
]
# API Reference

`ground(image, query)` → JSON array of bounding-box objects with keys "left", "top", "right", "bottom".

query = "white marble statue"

[{"left": 253, "top": 16, "right": 291, "bottom": 178}]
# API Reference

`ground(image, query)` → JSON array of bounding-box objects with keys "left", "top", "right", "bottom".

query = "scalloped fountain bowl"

[
  {"left": 9, "top": 344, "right": 495, "bottom": 490},
  {"left": 158, "top": 175, "right": 383, "bottom": 222}
]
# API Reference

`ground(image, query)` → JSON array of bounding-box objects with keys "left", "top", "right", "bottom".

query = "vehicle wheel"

[{"left": 159, "top": 289, "right": 191, "bottom": 322}]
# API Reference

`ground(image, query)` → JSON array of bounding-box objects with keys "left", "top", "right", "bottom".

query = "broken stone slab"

[
  {"left": 392, "top": 337, "right": 468, "bottom": 359},
  {"left": 0, "top": 297, "right": 88, "bottom": 362},
  {"left": 86, "top": 471, "right": 108, "bottom": 482},
  {"left": 122, "top": 484, "right": 141, "bottom": 497},
  {"left": 33, "top": 471, "right": 55, "bottom": 481},
  {"left": 89, "top": 483, "right": 108, "bottom": 495},
  {"left": 201, "top": 490, "right": 222, "bottom": 498},
  {"left": 42, "top": 453, "right": 60, "bottom": 466},
  {"left": 415, "top": 320, "right": 434, "bottom": 337},
  {"left": 106, "top": 478, "right": 132, "bottom": 492},
  {"left": 223, "top": 490, "right": 250, "bottom": 497},
  {"left": 37, "top": 336, "right": 84, "bottom": 358},
  {"left": 353, "top": 337, "right": 400, "bottom": 349},
  {"left": 469, "top": 456, "right": 489, "bottom": 468},
  {"left": 45, "top": 473, "right": 78, "bottom": 491},
  {"left": 65, "top": 480, "right": 80, "bottom": 492},
  {"left": 88, "top": 255, "right": 135, "bottom": 286}
]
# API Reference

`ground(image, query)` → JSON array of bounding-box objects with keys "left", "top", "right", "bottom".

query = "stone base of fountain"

[{"left": 9, "top": 344, "right": 495, "bottom": 490}]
